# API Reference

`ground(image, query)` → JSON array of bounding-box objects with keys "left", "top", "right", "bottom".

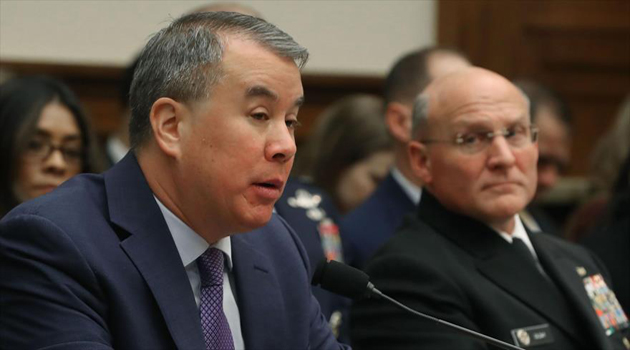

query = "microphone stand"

[
  {"left": 369, "top": 287, "right": 525, "bottom": 350},
  {"left": 313, "top": 260, "right": 524, "bottom": 350}
]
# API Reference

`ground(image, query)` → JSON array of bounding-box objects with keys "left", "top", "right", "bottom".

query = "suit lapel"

[
  {"left": 532, "top": 235, "right": 612, "bottom": 350},
  {"left": 231, "top": 232, "right": 287, "bottom": 348},
  {"left": 418, "top": 192, "right": 584, "bottom": 343},
  {"left": 105, "top": 154, "right": 205, "bottom": 350},
  {"left": 477, "top": 247, "right": 583, "bottom": 341}
]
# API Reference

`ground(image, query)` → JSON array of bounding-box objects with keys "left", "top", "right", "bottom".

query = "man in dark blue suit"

[
  {"left": 341, "top": 47, "right": 471, "bottom": 268},
  {"left": 0, "top": 12, "right": 347, "bottom": 350}
]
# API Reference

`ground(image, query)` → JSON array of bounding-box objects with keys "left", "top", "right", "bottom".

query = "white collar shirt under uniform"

[
  {"left": 391, "top": 167, "right": 422, "bottom": 205},
  {"left": 155, "top": 196, "right": 245, "bottom": 349},
  {"left": 495, "top": 215, "right": 547, "bottom": 276}
]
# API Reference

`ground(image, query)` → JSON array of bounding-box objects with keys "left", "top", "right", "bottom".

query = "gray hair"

[
  {"left": 411, "top": 93, "right": 430, "bottom": 141},
  {"left": 129, "top": 11, "right": 309, "bottom": 149}
]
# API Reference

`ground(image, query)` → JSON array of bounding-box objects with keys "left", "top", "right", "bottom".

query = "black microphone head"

[{"left": 312, "top": 259, "right": 372, "bottom": 300}]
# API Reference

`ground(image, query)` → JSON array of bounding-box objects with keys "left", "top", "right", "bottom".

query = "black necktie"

[
  {"left": 511, "top": 237, "right": 538, "bottom": 267},
  {"left": 512, "top": 237, "right": 556, "bottom": 286}
]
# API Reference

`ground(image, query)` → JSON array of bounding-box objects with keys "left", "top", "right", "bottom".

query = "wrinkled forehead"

[{"left": 426, "top": 69, "right": 529, "bottom": 126}]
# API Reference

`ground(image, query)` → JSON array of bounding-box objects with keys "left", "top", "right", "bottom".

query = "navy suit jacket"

[
  {"left": 0, "top": 154, "right": 347, "bottom": 350},
  {"left": 341, "top": 173, "right": 415, "bottom": 268}
]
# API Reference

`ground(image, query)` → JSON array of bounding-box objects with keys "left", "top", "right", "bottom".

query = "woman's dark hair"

[
  {"left": 294, "top": 94, "right": 392, "bottom": 209},
  {"left": 0, "top": 75, "right": 104, "bottom": 216}
]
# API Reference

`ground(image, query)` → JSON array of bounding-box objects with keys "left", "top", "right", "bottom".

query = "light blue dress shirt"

[{"left": 155, "top": 196, "right": 245, "bottom": 349}]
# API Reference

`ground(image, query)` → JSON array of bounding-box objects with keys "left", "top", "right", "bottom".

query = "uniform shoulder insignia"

[{"left": 287, "top": 189, "right": 326, "bottom": 221}]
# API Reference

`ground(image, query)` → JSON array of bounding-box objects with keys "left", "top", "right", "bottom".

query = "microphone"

[{"left": 312, "top": 259, "right": 524, "bottom": 350}]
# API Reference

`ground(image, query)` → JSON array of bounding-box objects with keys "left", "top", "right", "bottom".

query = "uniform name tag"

[
  {"left": 511, "top": 324, "right": 554, "bottom": 348},
  {"left": 582, "top": 273, "right": 629, "bottom": 335}
]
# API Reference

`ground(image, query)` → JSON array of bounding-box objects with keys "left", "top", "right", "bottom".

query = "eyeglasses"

[
  {"left": 421, "top": 124, "right": 538, "bottom": 154},
  {"left": 23, "top": 138, "right": 83, "bottom": 167}
]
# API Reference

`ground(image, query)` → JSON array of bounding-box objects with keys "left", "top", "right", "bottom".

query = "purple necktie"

[{"left": 197, "top": 248, "right": 235, "bottom": 350}]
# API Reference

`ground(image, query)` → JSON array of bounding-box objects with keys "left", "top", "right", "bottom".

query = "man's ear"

[
  {"left": 408, "top": 140, "right": 432, "bottom": 185},
  {"left": 385, "top": 102, "right": 413, "bottom": 143},
  {"left": 149, "top": 97, "right": 187, "bottom": 158}
]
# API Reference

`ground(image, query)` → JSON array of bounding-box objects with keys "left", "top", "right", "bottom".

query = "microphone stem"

[{"left": 372, "top": 289, "right": 525, "bottom": 350}]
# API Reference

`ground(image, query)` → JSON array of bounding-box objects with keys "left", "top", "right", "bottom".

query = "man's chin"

[
  {"left": 487, "top": 205, "right": 525, "bottom": 223},
  {"left": 477, "top": 196, "right": 527, "bottom": 219},
  {"left": 237, "top": 207, "right": 274, "bottom": 232}
]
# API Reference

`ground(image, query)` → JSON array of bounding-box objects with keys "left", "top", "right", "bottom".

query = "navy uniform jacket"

[
  {"left": 351, "top": 191, "right": 630, "bottom": 350},
  {"left": 275, "top": 178, "right": 351, "bottom": 339},
  {"left": 341, "top": 173, "right": 415, "bottom": 268},
  {"left": 580, "top": 186, "right": 630, "bottom": 314},
  {"left": 0, "top": 154, "right": 348, "bottom": 350}
]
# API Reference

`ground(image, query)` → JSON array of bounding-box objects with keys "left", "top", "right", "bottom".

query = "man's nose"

[
  {"left": 486, "top": 136, "right": 516, "bottom": 169},
  {"left": 266, "top": 121, "right": 297, "bottom": 163}
]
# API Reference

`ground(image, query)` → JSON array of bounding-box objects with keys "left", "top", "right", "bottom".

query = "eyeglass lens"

[{"left": 24, "top": 137, "right": 83, "bottom": 165}]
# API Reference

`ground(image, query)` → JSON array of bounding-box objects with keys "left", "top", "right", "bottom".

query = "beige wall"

[{"left": 0, "top": 0, "right": 435, "bottom": 76}]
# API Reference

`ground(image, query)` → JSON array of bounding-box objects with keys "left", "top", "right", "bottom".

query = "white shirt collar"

[
  {"left": 519, "top": 209, "right": 542, "bottom": 232},
  {"left": 495, "top": 215, "right": 538, "bottom": 259},
  {"left": 153, "top": 196, "right": 233, "bottom": 271},
  {"left": 106, "top": 136, "right": 129, "bottom": 164},
  {"left": 391, "top": 167, "right": 422, "bottom": 204}
]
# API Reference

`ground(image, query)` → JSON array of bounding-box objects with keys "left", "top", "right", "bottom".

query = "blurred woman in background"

[
  {"left": 294, "top": 94, "right": 394, "bottom": 213},
  {"left": 0, "top": 76, "right": 104, "bottom": 217}
]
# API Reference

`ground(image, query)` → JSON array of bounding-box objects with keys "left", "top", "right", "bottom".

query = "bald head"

[
  {"left": 426, "top": 50, "right": 471, "bottom": 83},
  {"left": 413, "top": 67, "right": 529, "bottom": 140},
  {"left": 427, "top": 67, "right": 526, "bottom": 118}
]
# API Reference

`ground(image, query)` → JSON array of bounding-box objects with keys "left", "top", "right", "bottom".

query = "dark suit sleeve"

[
  {"left": 0, "top": 214, "right": 113, "bottom": 350},
  {"left": 277, "top": 217, "right": 351, "bottom": 350},
  {"left": 350, "top": 254, "right": 488, "bottom": 350}
]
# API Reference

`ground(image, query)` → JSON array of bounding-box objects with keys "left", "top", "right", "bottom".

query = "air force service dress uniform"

[{"left": 341, "top": 172, "right": 416, "bottom": 269}]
